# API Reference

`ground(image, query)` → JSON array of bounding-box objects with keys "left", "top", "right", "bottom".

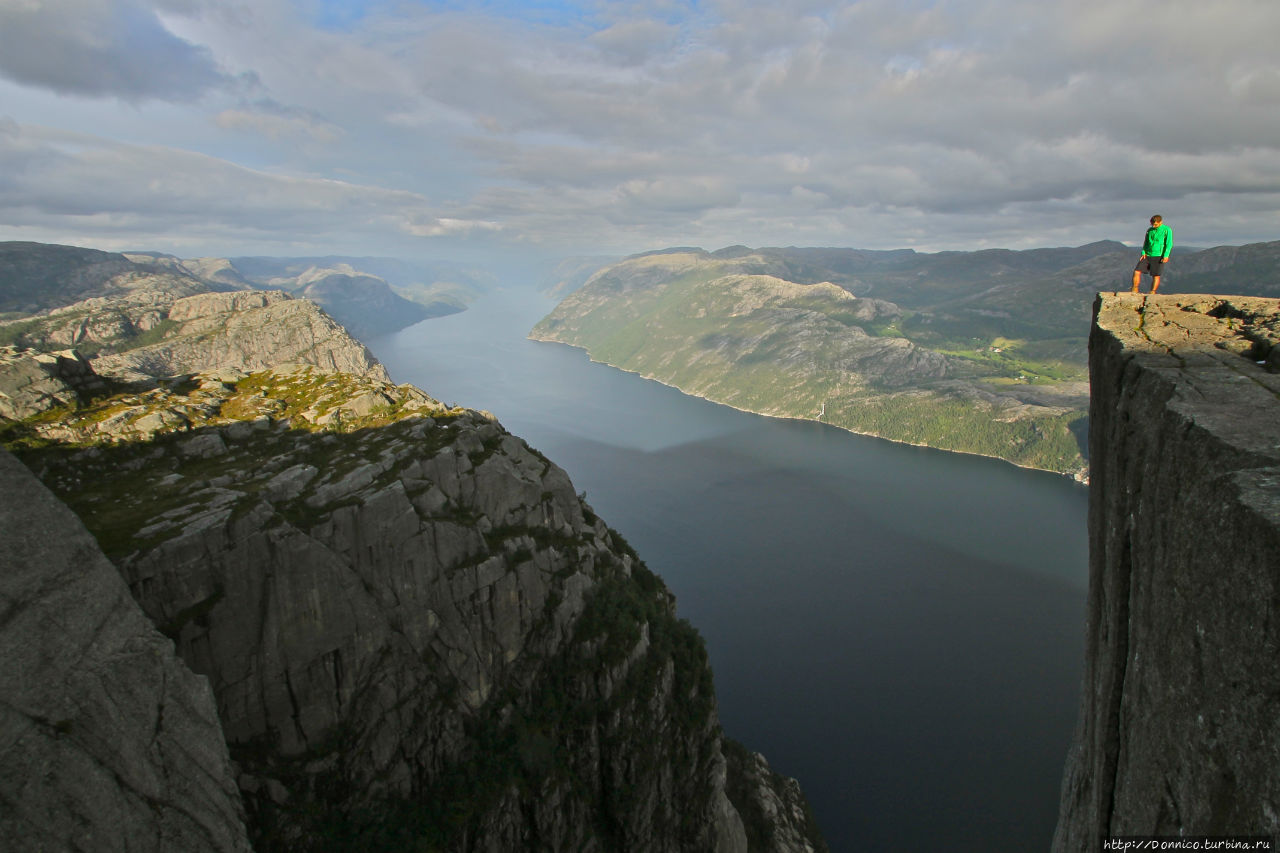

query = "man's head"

[{"left": 1150, "top": 215, "right": 1163, "bottom": 225}]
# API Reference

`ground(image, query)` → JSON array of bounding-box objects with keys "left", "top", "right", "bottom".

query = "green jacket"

[{"left": 1142, "top": 224, "right": 1172, "bottom": 259}]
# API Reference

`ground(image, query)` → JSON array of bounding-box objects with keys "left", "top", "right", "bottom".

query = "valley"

[{"left": 531, "top": 240, "right": 1280, "bottom": 479}]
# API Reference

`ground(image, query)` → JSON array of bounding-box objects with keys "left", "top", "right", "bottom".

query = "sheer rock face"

[
  {"left": 0, "top": 449, "right": 251, "bottom": 853},
  {"left": 15, "top": 368, "right": 824, "bottom": 852},
  {"left": 1053, "top": 294, "right": 1280, "bottom": 850},
  {"left": 3, "top": 239, "right": 825, "bottom": 851},
  {"left": 723, "top": 740, "right": 826, "bottom": 853}
]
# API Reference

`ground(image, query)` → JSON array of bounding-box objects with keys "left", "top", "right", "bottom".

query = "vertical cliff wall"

[
  {"left": 7, "top": 365, "right": 826, "bottom": 852},
  {"left": 1054, "top": 293, "right": 1280, "bottom": 848},
  {"left": 0, "top": 449, "right": 251, "bottom": 852}
]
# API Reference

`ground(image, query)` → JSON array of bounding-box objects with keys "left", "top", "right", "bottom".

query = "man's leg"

[
  {"left": 1132, "top": 270, "right": 1142, "bottom": 292},
  {"left": 1151, "top": 275, "right": 1160, "bottom": 293}
]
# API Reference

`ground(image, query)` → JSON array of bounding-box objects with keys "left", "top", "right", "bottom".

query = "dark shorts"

[{"left": 1134, "top": 256, "right": 1167, "bottom": 276}]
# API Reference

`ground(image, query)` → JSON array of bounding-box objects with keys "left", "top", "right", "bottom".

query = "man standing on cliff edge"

[{"left": 1132, "top": 214, "right": 1173, "bottom": 293}]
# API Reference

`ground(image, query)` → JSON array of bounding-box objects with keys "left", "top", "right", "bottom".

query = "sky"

[{"left": 1, "top": 0, "right": 1279, "bottom": 266}]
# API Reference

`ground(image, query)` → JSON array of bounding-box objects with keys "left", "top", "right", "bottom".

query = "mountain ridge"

[
  {"left": 0, "top": 239, "right": 826, "bottom": 852},
  {"left": 532, "top": 239, "right": 1280, "bottom": 478}
]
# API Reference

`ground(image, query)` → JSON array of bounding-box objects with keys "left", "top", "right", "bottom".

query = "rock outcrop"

[
  {"left": 1, "top": 270, "right": 210, "bottom": 357},
  {"left": 0, "top": 347, "right": 107, "bottom": 420},
  {"left": 1053, "top": 293, "right": 1280, "bottom": 848},
  {"left": 11, "top": 366, "right": 825, "bottom": 852},
  {"left": 0, "top": 449, "right": 251, "bottom": 852},
  {"left": 1, "top": 243, "right": 387, "bottom": 388},
  {"left": 90, "top": 290, "right": 388, "bottom": 384},
  {"left": 723, "top": 739, "right": 828, "bottom": 852}
]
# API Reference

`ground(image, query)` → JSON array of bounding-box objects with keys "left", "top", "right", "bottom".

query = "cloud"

[
  {"left": 214, "top": 100, "right": 341, "bottom": 143},
  {"left": 401, "top": 217, "right": 503, "bottom": 238},
  {"left": 0, "top": 119, "right": 480, "bottom": 252},
  {"left": 588, "top": 19, "right": 680, "bottom": 64},
  {"left": 619, "top": 177, "right": 741, "bottom": 213},
  {"left": 0, "top": 0, "right": 236, "bottom": 101},
  {"left": 3, "top": 0, "right": 1280, "bottom": 258}
]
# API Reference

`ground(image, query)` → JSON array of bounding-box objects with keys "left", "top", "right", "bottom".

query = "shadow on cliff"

[
  {"left": 9, "top": 414, "right": 828, "bottom": 852},
  {"left": 1069, "top": 414, "right": 1089, "bottom": 462}
]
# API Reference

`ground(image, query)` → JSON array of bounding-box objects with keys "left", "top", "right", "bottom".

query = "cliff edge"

[
  {"left": 1054, "top": 293, "right": 1280, "bottom": 848},
  {"left": 0, "top": 449, "right": 251, "bottom": 852},
  {"left": 5, "top": 365, "right": 826, "bottom": 851},
  {"left": 1, "top": 241, "right": 826, "bottom": 851}
]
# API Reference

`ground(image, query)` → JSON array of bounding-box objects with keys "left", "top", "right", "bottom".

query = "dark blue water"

[{"left": 371, "top": 289, "right": 1088, "bottom": 853}]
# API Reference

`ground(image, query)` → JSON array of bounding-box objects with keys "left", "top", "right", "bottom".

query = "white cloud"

[
  {"left": 401, "top": 217, "right": 503, "bottom": 238},
  {"left": 589, "top": 19, "right": 680, "bottom": 64},
  {"left": 214, "top": 101, "right": 341, "bottom": 143},
  {"left": 2, "top": 0, "right": 1280, "bottom": 258},
  {"left": 619, "top": 176, "right": 741, "bottom": 213}
]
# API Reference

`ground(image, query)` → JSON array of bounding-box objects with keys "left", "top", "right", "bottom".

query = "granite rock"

[
  {"left": 94, "top": 290, "right": 388, "bottom": 383},
  {"left": 0, "top": 347, "right": 106, "bottom": 420},
  {"left": 13, "top": 368, "right": 826, "bottom": 852},
  {"left": 0, "top": 449, "right": 250, "bottom": 853},
  {"left": 1053, "top": 294, "right": 1280, "bottom": 849}
]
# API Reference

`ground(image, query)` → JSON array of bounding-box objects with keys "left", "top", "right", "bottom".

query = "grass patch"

[{"left": 827, "top": 393, "right": 1086, "bottom": 473}]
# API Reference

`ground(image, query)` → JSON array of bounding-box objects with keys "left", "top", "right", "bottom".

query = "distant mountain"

[
  {"left": 1, "top": 242, "right": 150, "bottom": 314},
  {"left": 228, "top": 254, "right": 494, "bottom": 313},
  {"left": 0, "top": 242, "right": 447, "bottom": 369},
  {"left": 5, "top": 244, "right": 474, "bottom": 342},
  {"left": 289, "top": 268, "right": 439, "bottom": 340},
  {"left": 529, "top": 239, "right": 1280, "bottom": 478},
  {"left": 125, "top": 252, "right": 255, "bottom": 291},
  {"left": 539, "top": 255, "right": 621, "bottom": 299},
  {"left": 1153, "top": 240, "right": 1280, "bottom": 297}
]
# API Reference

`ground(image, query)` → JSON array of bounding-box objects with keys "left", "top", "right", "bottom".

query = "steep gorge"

[{"left": 0, "top": 248, "right": 825, "bottom": 852}]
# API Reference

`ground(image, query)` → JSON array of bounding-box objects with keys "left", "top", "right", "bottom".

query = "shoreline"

[{"left": 527, "top": 331, "right": 1090, "bottom": 485}]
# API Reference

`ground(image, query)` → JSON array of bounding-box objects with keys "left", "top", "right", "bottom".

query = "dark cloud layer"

[{"left": 0, "top": 0, "right": 232, "bottom": 101}]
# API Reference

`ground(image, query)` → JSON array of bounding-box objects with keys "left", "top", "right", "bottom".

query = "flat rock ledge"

[{"left": 1053, "top": 293, "right": 1280, "bottom": 850}]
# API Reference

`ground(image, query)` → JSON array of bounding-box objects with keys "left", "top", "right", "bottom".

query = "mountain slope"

[
  {"left": 533, "top": 240, "right": 1280, "bottom": 478},
  {"left": 0, "top": 240, "right": 826, "bottom": 852},
  {"left": 533, "top": 248, "right": 1091, "bottom": 477},
  {"left": 7, "top": 365, "right": 825, "bottom": 851},
  {"left": 0, "top": 242, "right": 142, "bottom": 314}
]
